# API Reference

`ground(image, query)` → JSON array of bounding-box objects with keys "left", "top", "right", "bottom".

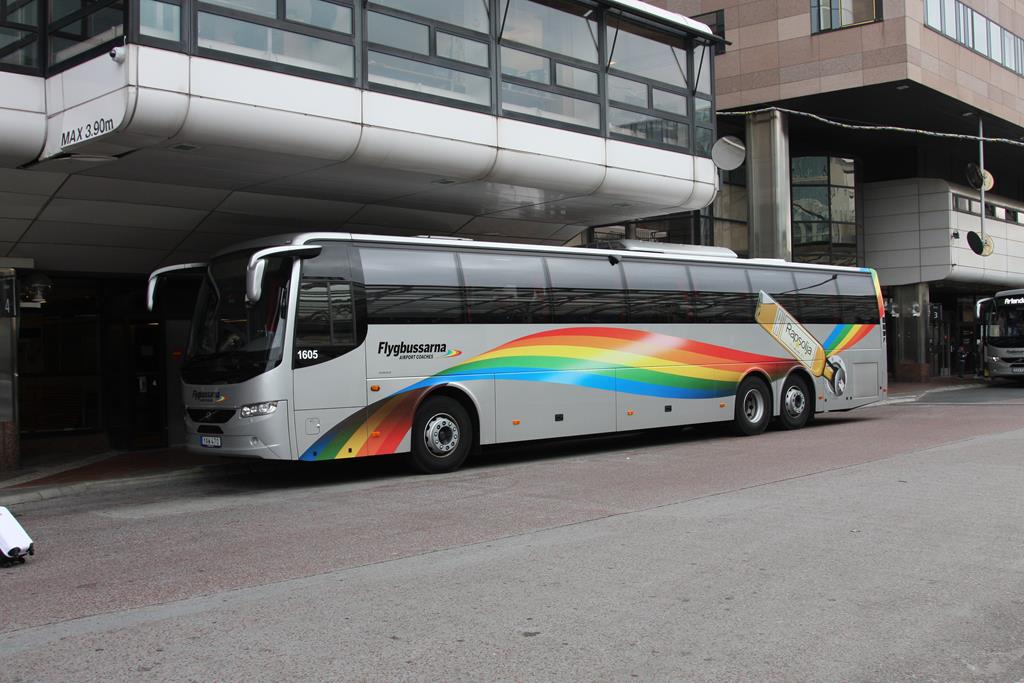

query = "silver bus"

[
  {"left": 976, "top": 288, "right": 1024, "bottom": 381},
  {"left": 148, "top": 233, "right": 887, "bottom": 474}
]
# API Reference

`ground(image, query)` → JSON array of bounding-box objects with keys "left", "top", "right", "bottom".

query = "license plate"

[
  {"left": 1012, "top": 366, "right": 1024, "bottom": 374},
  {"left": 200, "top": 435, "right": 222, "bottom": 448}
]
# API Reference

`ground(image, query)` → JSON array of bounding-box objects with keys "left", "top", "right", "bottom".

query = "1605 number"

[{"left": 297, "top": 349, "right": 319, "bottom": 360}]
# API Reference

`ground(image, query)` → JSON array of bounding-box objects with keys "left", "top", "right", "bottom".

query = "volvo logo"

[{"left": 192, "top": 390, "right": 227, "bottom": 403}]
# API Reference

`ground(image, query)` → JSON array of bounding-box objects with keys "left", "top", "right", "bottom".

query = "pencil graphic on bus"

[{"left": 754, "top": 291, "right": 847, "bottom": 396}]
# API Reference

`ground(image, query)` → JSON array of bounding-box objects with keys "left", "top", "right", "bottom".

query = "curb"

[{"left": 879, "top": 381, "right": 985, "bottom": 405}]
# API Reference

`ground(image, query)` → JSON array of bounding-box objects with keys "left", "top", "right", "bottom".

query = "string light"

[{"left": 718, "top": 106, "right": 1024, "bottom": 147}]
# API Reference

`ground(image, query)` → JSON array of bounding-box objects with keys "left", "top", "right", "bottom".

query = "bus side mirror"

[
  {"left": 246, "top": 258, "right": 267, "bottom": 304},
  {"left": 245, "top": 244, "right": 323, "bottom": 305},
  {"left": 146, "top": 263, "right": 206, "bottom": 311}
]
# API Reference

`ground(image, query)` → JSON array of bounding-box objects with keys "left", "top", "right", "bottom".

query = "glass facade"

[
  {"left": 0, "top": 0, "right": 717, "bottom": 156},
  {"left": 791, "top": 156, "right": 858, "bottom": 266},
  {"left": 925, "top": 0, "right": 1024, "bottom": 77}
]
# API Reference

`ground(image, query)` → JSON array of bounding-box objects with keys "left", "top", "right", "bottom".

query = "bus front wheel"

[
  {"left": 733, "top": 376, "right": 771, "bottom": 436},
  {"left": 407, "top": 395, "right": 473, "bottom": 474}
]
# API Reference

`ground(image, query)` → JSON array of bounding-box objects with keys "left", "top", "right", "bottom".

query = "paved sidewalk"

[{"left": 0, "top": 377, "right": 988, "bottom": 506}]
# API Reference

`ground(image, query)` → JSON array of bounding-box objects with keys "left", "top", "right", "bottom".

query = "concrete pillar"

[
  {"left": 890, "top": 283, "right": 931, "bottom": 382},
  {"left": 745, "top": 110, "right": 792, "bottom": 260}
]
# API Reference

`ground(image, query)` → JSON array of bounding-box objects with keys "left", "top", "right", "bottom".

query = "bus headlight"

[
  {"left": 989, "top": 356, "right": 1002, "bottom": 363},
  {"left": 240, "top": 401, "right": 278, "bottom": 418}
]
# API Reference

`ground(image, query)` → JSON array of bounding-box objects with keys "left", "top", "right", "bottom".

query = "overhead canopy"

[{"left": 601, "top": 0, "right": 721, "bottom": 42}]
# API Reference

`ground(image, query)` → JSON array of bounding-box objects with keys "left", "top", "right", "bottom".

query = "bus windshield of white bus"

[
  {"left": 988, "top": 299, "right": 1024, "bottom": 346},
  {"left": 182, "top": 251, "right": 292, "bottom": 384}
]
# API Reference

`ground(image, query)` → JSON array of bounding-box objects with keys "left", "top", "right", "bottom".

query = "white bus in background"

[
  {"left": 976, "top": 289, "right": 1024, "bottom": 381},
  {"left": 148, "top": 234, "right": 887, "bottom": 474}
]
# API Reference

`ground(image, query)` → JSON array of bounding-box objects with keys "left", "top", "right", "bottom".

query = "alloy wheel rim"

[{"left": 423, "top": 413, "right": 459, "bottom": 457}]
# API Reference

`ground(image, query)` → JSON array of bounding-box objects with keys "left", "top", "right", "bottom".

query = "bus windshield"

[
  {"left": 989, "top": 303, "right": 1024, "bottom": 347},
  {"left": 181, "top": 251, "right": 292, "bottom": 384}
]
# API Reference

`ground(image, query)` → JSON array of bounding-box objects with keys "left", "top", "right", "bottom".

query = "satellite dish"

[
  {"left": 966, "top": 231, "right": 994, "bottom": 256},
  {"left": 966, "top": 163, "right": 994, "bottom": 191},
  {"left": 711, "top": 136, "right": 746, "bottom": 171}
]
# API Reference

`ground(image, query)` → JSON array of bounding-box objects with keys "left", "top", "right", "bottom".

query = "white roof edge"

[{"left": 602, "top": 0, "right": 716, "bottom": 39}]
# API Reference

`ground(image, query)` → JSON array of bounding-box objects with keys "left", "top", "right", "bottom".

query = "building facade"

[
  {"left": 643, "top": 0, "right": 1024, "bottom": 380},
  {"left": 0, "top": 0, "right": 720, "bottom": 464}
]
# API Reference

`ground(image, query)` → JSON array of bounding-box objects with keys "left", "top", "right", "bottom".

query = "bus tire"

[
  {"left": 778, "top": 374, "right": 812, "bottom": 430},
  {"left": 406, "top": 395, "right": 473, "bottom": 474},
  {"left": 733, "top": 375, "right": 771, "bottom": 436}
]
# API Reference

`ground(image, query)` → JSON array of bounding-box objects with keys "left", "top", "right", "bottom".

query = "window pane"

[
  {"left": 607, "top": 18, "right": 687, "bottom": 87},
  {"left": 694, "top": 97, "right": 711, "bottom": 124},
  {"left": 652, "top": 89, "right": 686, "bottom": 116},
  {"left": 461, "top": 252, "right": 551, "bottom": 324},
  {"left": 546, "top": 256, "right": 626, "bottom": 323},
  {"left": 792, "top": 157, "right": 827, "bottom": 184},
  {"left": 140, "top": 0, "right": 180, "bottom": 41},
  {"left": 198, "top": 13, "right": 355, "bottom": 77},
  {"left": 501, "top": 45, "right": 549, "bottom": 84},
  {"left": 848, "top": 0, "right": 876, "bottom": 24},
  {"left": 437, "top": 32, "right": 487, "bottom": 66},
  {"left": 695, "top": 44, "right": 711, "bottom": 93},
  {"left": 794, "top": 271, "right": 840, "bottom": 322},
  {"left": 832, "top": 223, "right": 857, "bottom": 245},
  {"left": 50, "top": 7, "right": 124, "bottom": 63},
  {"left": 925, "top": 0, "right": 940, "bottom": 29},
  {"left": 790, "top": 185, "right": 831, "bottom": 220},
  {"left": 793, "top": 222, "right": 830, "bottom": 244},
  {"left": 501, "top": 0, "right": 597, "bottom": 63},
  {"left": 608, "top": 75, "right": 647, "bottom": 107},
  {"left": 361, "top": 248, "right": 465, "bottom": 325},
  {"left": 748, "top": 268, "right": 796, "bottom": 294},
  {"left": 830, "top": 187, "right": 856, "bottom": 223},
  {"left": 624, "top": 260, "right": 690, "bottom": 291},
  {"left": 0, "top": 34, "right": 35, "bottom": 66},
  {"left": 287, "top": 0, "right": 351, "bottom": 34},
  {"left": 556, "top": 63, "right": 597, "bottom": 93},
  {"left": 829, "top": 156, "right": 855, "bottom": 186},
  {"left": 501, "top": 82, "right": 599, "bottom": 128},
  {"left": 942, "top": 0, "right": 955, "bottom": 38},
  {"left": 294, "top": 280, "right": 355, "bottom": 364},
  {"left": 372, "top": 0, "right": 488, "bottom": 33},
  {"left": 973, "top": 11, "right": 987, "bottom": 53},
  {"left": 989, "top": 23, "right": 1001, "bottom": 61},
  {"left": 695, "top": 127, "right": 713, "bottom": 156},
  {"left": 368, "top": 11, "right": 428, "bottom": 55},
  {"left": 624, "top": 261, "right": 692, "bottom": 324},
  {"left": 689, "top": 264, "right": 752, "bottom": 322},
  {"left": 7, "top": 0, "right": 38, "bottom": 25},
  {"left": 203, "top": 0, "right": 275, "bottom": 19},
  {"left": 609, "top": 107, "right": 688, "bottom": 148},
  {"left": 370, "top": 51, "right": 491, "bottom": 105}
]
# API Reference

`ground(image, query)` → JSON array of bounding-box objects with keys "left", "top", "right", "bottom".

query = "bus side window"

[
  {"left": 295, "top": 278, "right": 356, "bottom": 367},
  {"left": 836, "top": 274, "right": 878, "bottom": 323},
  {"left": 546, "top": 256, "right": 628, "bottom": 324},
  {"left": 794, "top": 272, "right": 841, "bottom": 324},
  {"left": 689, "top": 264, "right": 754, "bottom": 323},
  {"left": 622, "top": 260, "right": 693, "bottom": 324},
  {"left": 459, "top": 252, "right": 551, "bottom": 324}
]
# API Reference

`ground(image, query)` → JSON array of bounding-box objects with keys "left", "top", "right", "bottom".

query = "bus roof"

[{"left": 211, "top": 232, "right": 875, "bottom": 277}]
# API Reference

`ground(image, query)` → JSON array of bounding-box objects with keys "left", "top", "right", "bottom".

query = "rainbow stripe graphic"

[
  {"left": 822, "top": 324, "right": 874, "bottom": 355},
  {"left": 299, "top": 328, "right": 797, "bottom": 461}
]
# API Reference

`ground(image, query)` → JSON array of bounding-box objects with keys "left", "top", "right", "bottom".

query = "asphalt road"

[{"left": 2, "top": 387, "right": 1024, "bottom": 682}]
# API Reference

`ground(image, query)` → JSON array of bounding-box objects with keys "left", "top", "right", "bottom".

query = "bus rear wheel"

[
  {"left": 406, "top": 395, "right": 473, "bottom": 474},
  {"left": 733, "top": 375, "right": 771, "bottom": 436},
  {"left": 778, "top": 374, "right": 812, "bottom": 430}
]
